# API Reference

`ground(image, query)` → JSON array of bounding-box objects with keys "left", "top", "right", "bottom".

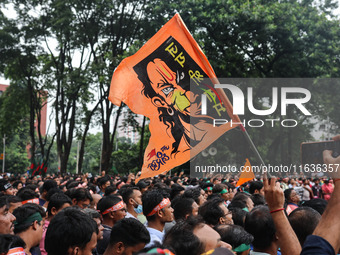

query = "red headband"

[
  {"left": 22, "top": 198, "right": 39, "bottom": 205},
  {"left": 7, "top": 247, "right": 25, "bottom": 255},
  {"left": 147, "top": 198, "right": 170, "bottom": 216},
  {"left": 101, "top": 201, "right": 125, "bottom": 215}
]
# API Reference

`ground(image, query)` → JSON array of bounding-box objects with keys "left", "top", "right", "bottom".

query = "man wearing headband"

[
  {"left": 0, "top": 196, "right": 16, "bottom": 234},
  {"left": 0, "top": 179, "right": 15, "bottom": 196},
  {"left": 12, "top": 203, "right": 46, "bottom": 255},
  {"left": 142, "top": 189, "right": 174, "bottom": 248},
  {"left": 97, "top": 195, "right": 126, "bottom": 254}
]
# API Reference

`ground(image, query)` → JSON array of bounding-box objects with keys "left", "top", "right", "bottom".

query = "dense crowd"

[{"left": 0, "top": 137, "right": 340, "bottom": 255}]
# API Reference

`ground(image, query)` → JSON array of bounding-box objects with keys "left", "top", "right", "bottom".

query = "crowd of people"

[{"left": 0, "top": 137, "right": 340, "bottom": 255}]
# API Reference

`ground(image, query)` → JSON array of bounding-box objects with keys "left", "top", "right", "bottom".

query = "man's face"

[
  {"left": 122, "top": 243, "right": 146, "bottom": 255},
  {"left": 0, "top": 205, "right": 16, "bottom": 234},
  {"left": 94, "top": 218, "right": 104, "bottom": 240},
  {"left": 113, "top": 206, "right": 127, "bottom": 222},
  {"left": 161, "top": 202, "right": 174, "bottom": 222},
  {"left": 76, "top": 199, "right": 91, "bottom": 209},
  {"left": 9, "top": 202, "right": 22, "bottom": 213},
  {"left": 132, "top": 190, "right": 142, "bottom": 206},
  {"left": 78, "top": 232, "right": 97, "bottom": 255},
  {"left": 219, "top": 203, "right": 233, "bottom": 225},
  {"left": 199, "top": 189, "right": 206, "bottom": 206},
  {"left": 191, "top": 202, "right": 199, "bottom": 217},
  {"left": 147, "top": 59, "right": 190, "bottom": 114}
]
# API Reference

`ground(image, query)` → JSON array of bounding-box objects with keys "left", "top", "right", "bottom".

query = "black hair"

[
  {"left": 42, "top": 180, "right": 58, "bottom": 193},
  {"left": 119, "top": 187, "right": 140, "bottom": 205},
  {"left": 0, "top": 196, "right": 8, "bottom": 209},
  {"left": 229, "top": 207, "right": 248, "bottom": 228},
  {"left": 12, "top": 181, "right": 23, "bottom": 189},
  {"left": 109, "top": 218, "right": 150, "bottom": 247},
  {"left": 0, "top": 234, "right": 26, "bottom": 253},
  {"left": 45, "top": 207, "right": 97, "bottom": 255},
  {"left": 212, "top": 183, "right": 228, "bottom": 194},
  {"left": 97, "top": 195, "right": 122, "bottom": 215},
  {"left": 104, "top": 185, "right": 117, "bottom": 196},
  {"left": 170, "top": 183, "right": 185, "bottom": 201},
  {"left": 301, "top": 198, "right": 328, "bottom": 215},
  {"left": 47, "top": 193, "right": 72, "bottom": 216},
  {"left": 163, "top": 217, "right": 205, "bottom": 255},
  {"left": 12, "top": 203, "right": 46, "bottom": 234},
  {"left": 4, "top": 195, "right": 21, "bottom": 204},
  {"left": 228, "top": 199, "right": 247, "bottom": 210},
  {"left": 244, "top": 205, "right": 276, "bottom": 249},
  {"left": 251, "top": 194, "right": 266, "bottom": 206},
  {"left": 172, "top": 197, "right": 195, "bottom": 221},
  {"left": 214, "top": 224, "right": 253, "bottom": 250},
  {"left": 198, "top": 197, "right": 224, "bottom": 226},
  {"left": 24, "top": 184, "right": 38, "bottom": 191},
  {"left": 16, "top": 188, "right": 38, "bottom": 201},
  {"left": 142, "top": 189, "right": 165, "bottom": 221},
  {"left": 98, "top": 176, "right": 111, "bottom": 189},
  {"left": 66, "top": 188, "right": 93, "bottom": 202},
  {"left": 183, "top": 187, "right": 202, "bottom": 205},
  {"left": 46, "top": 188, "right": 63, "bottom": 202},
  {"left": 249, "top": 181, "right": 264, "bottom": 194},
  {"left": 288, "top": 207, "right": 321, "bottom": 245},
  {"left": 284, "top": 188, "right": 294, "bottom": 203}
]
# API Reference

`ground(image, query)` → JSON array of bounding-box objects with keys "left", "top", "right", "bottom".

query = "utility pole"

[{"left": 2, "top": 134, "right": 6, "bottom": 173}]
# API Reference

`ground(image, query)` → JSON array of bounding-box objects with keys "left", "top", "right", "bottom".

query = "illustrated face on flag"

[{"left": 109, "top": 14, "right": 239, "bottom": 181}]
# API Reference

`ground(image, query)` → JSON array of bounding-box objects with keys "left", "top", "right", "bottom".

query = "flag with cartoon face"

[{"left": 109, "top": 14, "right": 240, "bottom": 181}]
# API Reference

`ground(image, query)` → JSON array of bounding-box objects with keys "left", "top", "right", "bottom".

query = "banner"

[{"left": 109, "top": 14, "right": 240, "bottom": 181}]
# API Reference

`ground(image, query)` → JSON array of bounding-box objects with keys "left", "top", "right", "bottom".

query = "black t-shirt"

[{"left": 301, "top": 235, "right": 335, "bottom": 255}]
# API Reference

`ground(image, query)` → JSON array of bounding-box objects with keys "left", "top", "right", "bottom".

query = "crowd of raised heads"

[{"left": 0, "top": 149, "right": 340, "bottom": 255}]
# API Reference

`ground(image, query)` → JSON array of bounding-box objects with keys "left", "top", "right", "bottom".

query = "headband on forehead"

[
  {"left": 14, "top": 212, "right": 43, "bottom": 227},
  {"left": 147, "top": 198, "right": 170, "bottom": 217},
  {"left": 4, "top": 183, "right": 12, "bottom": 190},
  {"left": 7, "top": 247, "right": 26, "bottom": 255},
  {"left": 219, "top": 189, "right": 228, "bottom": 194},
  {"left": 101, "top": 201, "right": 125, "bottom": 215},
  {"left": 204, "top": 187, "right": 212, "bottom": 191},
  {"left": 22, "top": 198, "right": 39, "bottom": 205}
]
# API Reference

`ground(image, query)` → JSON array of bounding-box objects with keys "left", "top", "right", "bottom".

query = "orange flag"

[
  {"left": 236, "top": 158, "right": 255, "bottom": 187},
  {"left": 109, "top": 14, "right": 240, "bottom": 181}
]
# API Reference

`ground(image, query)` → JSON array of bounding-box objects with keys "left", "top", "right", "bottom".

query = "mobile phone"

[{"left": 301, "top": 140, "right": 340, "bottom": 165}]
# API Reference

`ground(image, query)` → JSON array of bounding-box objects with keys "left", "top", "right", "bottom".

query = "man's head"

[
  {"left": 163, "top": 217, "right": 230, "bottom": 254},
  {"left": 249, "top": 181, "right": 264, "bottom": 195},
  {"left": 172, "top": 197, "right": 199, "bottom": 221},
  {"left": 97, "top": 195, "right": 126, "bottom": 225},
  {"left": 289, "top": 207, "right": 321, "bottom": 245},
  {"left": 214, "top": 224, "right": 253, "bottom": 254},
  {"left": 0, "top": 180, "right": 14, "bottom": 195},
  {"left": 183, "top": 187, "right": 206, "bottom": 206},
  {"left": 0, "top": 196, "right": 16, "bottom": 234},
  {"left": 119, "top": 187, "right": 142, "bottom": 213},
  {"left": 45, "top": 207, "right": 97, "bottom": 255},
  {"left": 83, "top": 208, "right": 104, "bottom": 241},
  {"left": 5, "top": 195, "right": 22, "bottom": 213},
  {"left": 199, "top": 197, "right": 233, "bottom": 226},
  {"left": 68, "top": 188, "right": 93, "bottom": 209},
  {"left": 232, "top": 193, "right": 254, "bottom": 212},
  {"left": 47, "top": 193, "right": 72, "bottom": 218},
  {"left": 244, "top": 206, "right": 277, "bottom": 251},
  {"left": 12, "top": 203, "right": 46, "bottom": 246},
  {"left": 142, "top": 190, "right": 173, "bottom": 223},
  {"left": 41, "top": 180, "right": 58, "bottom": 200},
  {"left": 106, "top": 218, "right": 150, "bottom": 255},
  {"left": 144, "top": 59, "right": 190, "bottom": 114}
]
